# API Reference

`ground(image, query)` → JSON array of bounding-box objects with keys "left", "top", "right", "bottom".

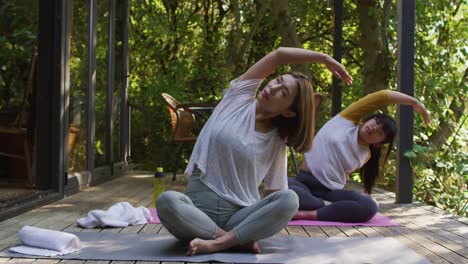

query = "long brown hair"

[{"left": 272, "top": 72, "right": 315, "bottom": 153}]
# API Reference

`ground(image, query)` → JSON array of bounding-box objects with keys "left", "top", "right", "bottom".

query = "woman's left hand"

[{"left": 324, "top": 56, "right": 353, "bottom": 85}]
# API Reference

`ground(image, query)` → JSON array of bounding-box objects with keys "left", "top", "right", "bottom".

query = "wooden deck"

[{"left": 0, "top": 171, "right": 466, "bottom": 264}]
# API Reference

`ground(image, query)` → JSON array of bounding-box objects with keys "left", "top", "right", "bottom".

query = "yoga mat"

[
  {"left": 148, "top": 208, "right": 400, "bottom": 226},
  {"left": 288, "top": 213, "right": 400, "bottom": 226},
  {"left": 0, "top": 232, "right": 429, "bottom": 264},
  {"left": 149, "top": 208, "right": 160, "bottom": 224}
]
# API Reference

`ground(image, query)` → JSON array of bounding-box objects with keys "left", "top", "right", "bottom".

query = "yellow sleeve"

[{"left": 339, "top": 90, "right": 391, "bottom": 124}]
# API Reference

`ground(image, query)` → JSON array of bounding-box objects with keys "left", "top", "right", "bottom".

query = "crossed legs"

[
  {"left": 156, "top": 181, "right": 298, "bottom": 255},
  {"left": 289, "top": 172, "right": 378, "bottom": 223}
]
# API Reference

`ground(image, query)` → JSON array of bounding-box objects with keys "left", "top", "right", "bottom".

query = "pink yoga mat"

[
  {"left": 287, "top": 213, "right": 400, "bottom": 226},
  {"left": 148, "top": 208, "right": 399, "bottom": 227},
  {"left": 149, "top": 208, "right": 161, "bottom": 224}
]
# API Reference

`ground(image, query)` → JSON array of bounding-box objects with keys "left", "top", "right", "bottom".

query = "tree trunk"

[
  {"left": 271, "top": 0, "right": 310, "bottom": 76},
  {"left": 226, "top": 0, "right": 242, "bottom": 73},
  {"left": 357, "top": 0, "right": 390, "bottom": 95},
  {"left": 226, "top": 0, "right": 267, "bottom": 75},
  {"left": 162, "top": 0, "right": 179, "bottom": 79}
]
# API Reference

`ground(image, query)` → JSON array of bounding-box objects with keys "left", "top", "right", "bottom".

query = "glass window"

[{"left": 0, "top": 1, "right": 39, "bottom": 206}]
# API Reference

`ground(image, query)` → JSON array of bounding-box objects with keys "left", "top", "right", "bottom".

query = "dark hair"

[{"left": 359, "top": 113, "right": 397, "bottom": 194}]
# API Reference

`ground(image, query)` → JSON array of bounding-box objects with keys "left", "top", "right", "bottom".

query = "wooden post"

[
  {"left": 396, "top": 0, "right": 415, "bottom": 203},
  {"left": 36, "top": 0, "right": 70, "bottom": 193},
  {"left": 331, "top": 0, "right": 343, "bottom": 116},
  {"left": 86, "top": 0, "right": 97, "bottom": 172},
  {"left": 120, "top": 0, "right": 130, "bottom": 162},
  {"left": 106, "top": 0, "right": 116, "bottom": 167}
]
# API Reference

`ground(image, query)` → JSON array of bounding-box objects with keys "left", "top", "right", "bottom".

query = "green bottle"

[{"left": 152, "top": 167, "right": 165, "bottom": 208}]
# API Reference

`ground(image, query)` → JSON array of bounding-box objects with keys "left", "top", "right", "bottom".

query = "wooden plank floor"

[{"left": 0, "top": 171, "right": 466, "bottom": 264}]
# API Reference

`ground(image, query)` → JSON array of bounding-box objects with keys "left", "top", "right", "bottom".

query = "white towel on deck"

[
  {"left": 76, "top": 201, "right": 151, "bottom": 228},
  {"left": 9, "top": 226, "right": 81, "bottom": 256}
]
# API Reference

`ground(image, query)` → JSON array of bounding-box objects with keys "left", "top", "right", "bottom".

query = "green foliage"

[
  {"left": 0, "top": 1, "right": 38, "bottom": 111},
  {"left": 124, "top": 1, "right": 467, "bottom": 217},
  {"left": 405, "top": 141, "right": 467, "bottom": 216},
  {"left": 405, "top": 1, "right": 467, "bottom": 216}
]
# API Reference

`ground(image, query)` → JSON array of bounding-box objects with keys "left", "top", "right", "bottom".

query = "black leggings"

[{"left": 288, "top": 170, "right": 378, "bottom": 223}]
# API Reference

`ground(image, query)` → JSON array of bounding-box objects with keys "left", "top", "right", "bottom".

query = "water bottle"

[{"left": 152, "top": 167, "right": 165, "bottom": 208}]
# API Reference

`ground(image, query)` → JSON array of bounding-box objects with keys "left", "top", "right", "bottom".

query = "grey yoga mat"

[{"left": 0, "top": 232, "right": 430, "bottom": 264}]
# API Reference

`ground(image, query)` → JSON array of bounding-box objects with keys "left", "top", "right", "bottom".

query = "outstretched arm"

[
  {"left": 340, "top": 90, "right": 430, "bottom": 125},
  {"left": 388, "top": 91, "right": 430, "bottom": 124},
  {"left": 239, "top": 47, "right": 353, "bottom": 85}
]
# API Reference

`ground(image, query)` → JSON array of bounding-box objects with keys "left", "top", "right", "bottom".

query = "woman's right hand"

[
  {"left": 413, "top": 101, "right": 430, "bottom": 125},
  {"left": 388, "top": 91, "right": 431, "bottom": 125},
  {"left": 324, "top": 56, "right": 353, "bottom": 85}
]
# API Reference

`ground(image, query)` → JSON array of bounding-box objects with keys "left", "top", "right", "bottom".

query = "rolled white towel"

[{"left": 9, "top": 226, "right": 81, "bottom": 256}]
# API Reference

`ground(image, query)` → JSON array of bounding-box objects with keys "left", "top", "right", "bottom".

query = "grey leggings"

[
  {"left": 156, "top": 171, "right": 298, "bottom": 244},
  {"left": 288, "top": 170, "right": 378, "bottom": 223}
]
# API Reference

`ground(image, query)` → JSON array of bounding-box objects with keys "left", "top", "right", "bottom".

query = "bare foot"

[
  {"left": 187, "top": 238, "right": 216, "bottom": 256},
  {"left": 240, "top": 240, "right": 261, "bottom": 254},
  {"left": 187, "top": 238, "right": 261, "bottom": 256},
  {"left": 215, "top": 227, "right": 227, "bottom": 238},
  {"left": 187, "top": 230, "right": 255, "bottom": 256},
  {"left": 292, "top": 210, "right": 317, "bottom": 220}
]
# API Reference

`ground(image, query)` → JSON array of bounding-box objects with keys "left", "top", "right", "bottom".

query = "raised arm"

[
  {"left": 388, "top": 91, "right": 430, "bottom": 124},
  {"left": 340, "top": 90, "right": 430, "bottom": 125},
  {"left": 239, "top": 47, "right": 353, "bottom": 85}
]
